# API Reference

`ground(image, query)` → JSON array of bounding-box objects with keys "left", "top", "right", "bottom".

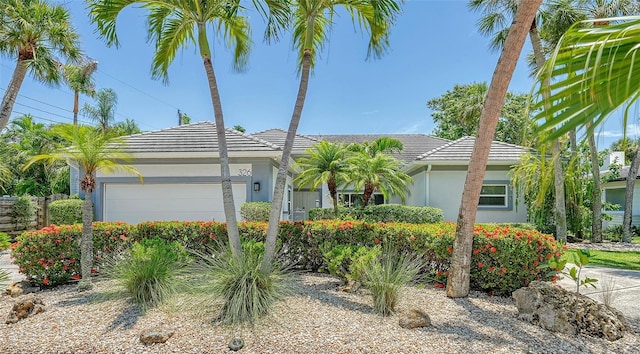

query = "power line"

[{"left": 97, "top": 69, "right": 182, "bottom": 111}]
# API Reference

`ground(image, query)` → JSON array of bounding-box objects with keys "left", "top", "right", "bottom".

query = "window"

[
  {"left": 479, "top": 184, "right": 508, "bottom": 207},
  {"left": 605, "top": 188, "right": 625, "bottom": 211},
  {"left": 338, "top": 193, "right": 384, "bottom": 207}
]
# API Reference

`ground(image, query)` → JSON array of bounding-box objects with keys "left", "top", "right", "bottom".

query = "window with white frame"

[
  {"left": 479, "top": 184, "right": 508, "bottom": 207},
  {"left": 338, "top": 193, "right": 384, "bottom": 207}
]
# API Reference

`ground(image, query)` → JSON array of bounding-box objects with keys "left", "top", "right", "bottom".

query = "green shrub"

[
  {"left": 49, "top": 199, "right": 83, "bottom": 225},
  {"left": 11, "top": 222, "right": 136, "bottom": 287},
  {"left": 102, "top": 237, "right": 187, "bottom": 308},
  {"left": 240, "top": 202, "right": 272, "bottom": 222},
  {"left": 192, "top": 242, "right": 292, "bottom": 325},
  {"left": 323, "top": 245, "right": 380, "bottom": 284},
  {"left": 0, "top": 232, "right": 11, "bottom": 251},
  {"left": 12, "top": 195, "right": 35, "bottom": 230},
  {"left": 308, "top": 204, "right": 444, "bottom": 223},
  {"left": 364, "top": 250, "right": 422, "bottom": 315}
]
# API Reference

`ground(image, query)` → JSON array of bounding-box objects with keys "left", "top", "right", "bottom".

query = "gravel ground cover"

[{"left": 1, "top": 273, "right": 639, "bottom": 354}]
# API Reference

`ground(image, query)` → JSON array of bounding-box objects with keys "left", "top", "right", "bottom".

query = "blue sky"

[{"left": 0, "top": 0, "right": 635, "bottom": 149}]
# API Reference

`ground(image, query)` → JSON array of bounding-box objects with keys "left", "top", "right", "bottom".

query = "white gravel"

[{"left": 1, "top": 273, "right": 639, "bottom": 354}]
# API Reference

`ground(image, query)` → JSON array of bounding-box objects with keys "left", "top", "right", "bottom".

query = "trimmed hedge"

[
  {"left": 49, "top": 199, "right": 84, "bottom": 225},
  {"left": 240, "top": 202, "right": 271, "bottom": 222},
  {"left": 12, "top": 220, "right": 561, "bottom": 294},
  {"left": 308, "top": 204, "right": 444, "bottom": 224}
]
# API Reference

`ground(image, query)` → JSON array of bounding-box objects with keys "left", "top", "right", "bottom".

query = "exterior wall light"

[{"left": 253, "top": 182, "right": 260, "bottom": 192}]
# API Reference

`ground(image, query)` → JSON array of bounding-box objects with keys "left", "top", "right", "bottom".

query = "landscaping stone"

[
  {"left": 398, "top": 309, "right": 431, "bottom": 329},
  {"left": 228, "top": 337, "right": 245, "bottom": 351},
  {"left": 6, "top": 293, "right": 45, "bottom": 324},
  {"left": 5, "top": 281, "right": 39, "bottom": 298},
  {"left": 512, "top": 281, "right": 626, "bottom": 341},
  {"left": 139, "top": 327, "right": 174, "bottom": 344}
]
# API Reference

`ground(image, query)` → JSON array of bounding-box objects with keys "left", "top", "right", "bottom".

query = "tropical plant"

[
  {"left": 348, "top": 152, "right": 412, "bottom": 207},
  {"left": 0, "top": 0, "right": 81, "bottom": 132},
  {"left": 294, "top": 141, "right": 350, "bottom": 217},
  {"left": 88, "top": 0, "right": 289, "bottom": 259},
  {"left": 240, "top": 201, "right": 271, "bottom": 222},
  {"left": 542, "top": 249, "right": 598, "bottom": 293},
  {"left": 101, "top": 237, "right": 188, "bottom": 308},
  {"left": 364, "top": 249, "right": 422, "bottom": 316},
  {"left": 24, "top": 124, "right": 141, "bottom": 290},
  {"left": 62, "top": 59, "right": 98, "bottom": 125},
  {"left": 0, "top": 231, "right": 11, "bottom": 250},
  {"left": 191, "top": 242, "right": 292, "bottom": 325},
  {"left": 533, "top": 16, "right": 640, "bottom": 244},
  {"left": 447, "top": 0, "right": 542, "bottom": 298},
  {"left": 261, "top": 0, "right": 402, "bottom": 273},
  {"left": 112, "top": 118, "right": 142, "bottom": 136},
  {"left": 82, "top": 88, "right": 118, "bottom": 132}
]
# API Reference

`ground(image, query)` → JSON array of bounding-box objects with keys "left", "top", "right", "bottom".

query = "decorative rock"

[
  {"left": 6, "top": 293, "right": 45, "bottom": 324},
  {"left": 139, "top": 327, "right": 174, "bottom": 344},
  {"left": 228, "top": 337, "right": 245, "bottom": 351},
  {"left": 513, "top": 281, "right": 626, "bottom": 341},
  {"left": 5, "top": 281, "right": 39, "bottom": 298},
  {"left": 399, "top": 309, "right": 431, "bottom": 329}
]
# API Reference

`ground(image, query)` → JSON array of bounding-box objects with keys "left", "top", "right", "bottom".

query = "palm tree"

[
  {"left": 470, "top": 0, "right": 569, "bottom": 242},
  {"left": 62, "top": 59, "right": 99, "bottom": 125},
  {"left": 294, "top": 141, "right": 350, "bottom": 217},
  {"left": 447, "top": 0, "right": 542, "bottom": 298},
  {"left": 82, "top": 88, "right": 118, "bottom": 132},
  {"left": 261, "top": 0, "right": 402, "bottom": 272},
  {"left": 348, "top": 137, "right": 404, "bottom": 157},
  {"left": 113, "top": 118, "right": 142, "bottom": 136},
  {"left": 0, "top": 0, "right": 81, "bottom": 132},
  {"left": 89, "top": 0, "right": 289, "bottom": 259},
  {"left": 348, "top": 152, "right": 412, "bottom": 207},
  {"left": 25, "top": 124, "right": 141, "bottom": 290},
  {"left": 534, "top": 16, "right": 640, "bottom": 243}
]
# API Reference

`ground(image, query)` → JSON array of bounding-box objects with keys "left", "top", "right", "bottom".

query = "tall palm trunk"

[
  {"left": 362, "top": 183, "right": 374, "bottom": 207},
  {"left": 446, "top": 0, "right": 541, "bottom": 298},
  {"left": 261, "top": 48, "right": 312, "bottom": 272},
  {"left": 73, "top": 90, "right": 80, "bottom": 125},
  {"left": 198, "top": 24, "right": 242, "bottom": 257},
  {"left": 529, "top": 20, "right": 568, "bottom": 242},
  {"left": 623, "top": 146, "right": 640, "bottom": 242},
  {"left": 78, "top": 186, "right": 94, "bottom": 290},
  {"left": 0, "top": 60, "right": 29, "bottom": 132},
  {"left": 588, "top": 126, "right": 602, "bottom": 242}
]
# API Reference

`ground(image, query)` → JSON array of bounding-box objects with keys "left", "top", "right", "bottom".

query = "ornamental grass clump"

[
  {"left": 101, "top": 237, "right": 187, "bottom": 308},
  {"left": 192, "top": 241, "right": 293, "bottom": 325},
  {"left": 364, "top": 249, "right": 422, "bottom": 316}
]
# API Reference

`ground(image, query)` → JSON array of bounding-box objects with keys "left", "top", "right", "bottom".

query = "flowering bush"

[{"left": 11, "top": 222, "right": 136, "bottom": 287}]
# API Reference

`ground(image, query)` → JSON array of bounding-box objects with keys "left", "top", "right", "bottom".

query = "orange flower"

[
  {"left": 473, "top": 249, "right": 480, "bottom": 255},
  {"left": 490, "top": 247, "right": 497, "bottom": 253},
  {"left": 477, "top": 262, "right": 484, "bottom": 268},
  {"left": 42, "top": 278, "right": 49, "bottom": 285},
  {"left": 447, "top": 247, "right": 453, "bottom": 253}
]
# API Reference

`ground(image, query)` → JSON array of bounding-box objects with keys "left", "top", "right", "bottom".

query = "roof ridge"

[
  {"left": 253, "top": 128, "right": 321, "bottom": 143},
  {"left": 416, "top": 136, "right": 468, "bottom": 160},
  {"left": 228, "top": 127, "right": 281, "bottom": 150},
  {"left": 121, "top": 121, "right": 211, "bottom": 140}
]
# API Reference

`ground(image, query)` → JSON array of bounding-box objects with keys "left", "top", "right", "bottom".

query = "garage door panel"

[{"left": 104, "top": 183, "right": 246, "bottom": 224}]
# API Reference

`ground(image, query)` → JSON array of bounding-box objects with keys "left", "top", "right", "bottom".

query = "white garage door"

[{"left": 103, "top": 183, "right": 247, "bottom": 224}]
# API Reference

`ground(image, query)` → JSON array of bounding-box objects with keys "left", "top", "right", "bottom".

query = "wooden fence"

[{"left": 0, "top": 194, "right": 68, "bottom": 237}]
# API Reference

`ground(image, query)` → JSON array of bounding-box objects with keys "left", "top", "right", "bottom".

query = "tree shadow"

[{"left": 291, "top": 273, "right": 375, "bottom": 315}]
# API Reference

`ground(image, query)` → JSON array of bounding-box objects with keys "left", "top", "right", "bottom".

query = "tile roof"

[
  {"left": 309, "top": 134, "right": 450, "bottom": 163},
  {"left": 120, "top": 121, "right": 280, "bottom": 154},
  {"left": 604, "top": 166, "right": 640, "bottom": 182},
  {"left": 416, "top": 136, "right": 528, "bottom": 163},
  {"left": 251, "top": 128, "right": 320, "bottom": 152}
]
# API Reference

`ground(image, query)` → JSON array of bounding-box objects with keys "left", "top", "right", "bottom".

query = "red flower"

[
  {"left": 477, "top": 262, "right": 484, "bottom": 268},
  {"left": 490, "top": 247, "right": 497, "bottom": 253},
  {"left": 447, "top": 247, "right": 453, "bottom": 253},
  {"left": 42, "top": 278, "right": 49, "bottom": 285},
  {"left": 533, "top": 260, "right": 539, "bottom": 266},
  {"left": 374, "top": 238, "right": 380, "bottom": 244},
  {"left": 434, "top": 282, "right": 445, "bottom": 289},
  {"left": 488, "top": 266, "right": 494, "bottom": 272},
  {"left": 473, "top": 249, "right": 480, "bottom": 255},
  {"left": 72, "top": 274, "right": 80, "bottom": 280}
]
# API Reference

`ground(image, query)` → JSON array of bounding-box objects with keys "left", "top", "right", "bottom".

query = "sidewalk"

[
  {"left": 0, "top": 251, "right": 24, "bottom": 284},
  {"left": 557, "top": 265, "right": 640, "bottom": 320}
]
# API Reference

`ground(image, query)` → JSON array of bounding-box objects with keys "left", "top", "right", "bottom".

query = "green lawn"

[{"left": 562, "top": 249, "right": 640, "bottom": 271}]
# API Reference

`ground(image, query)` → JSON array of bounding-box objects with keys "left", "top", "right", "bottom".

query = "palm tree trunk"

[
  {"left": 623, "top": 146, "right": 640, "bottom": 242},
  {"left": 0, "top": 60, "right": 28, "bottom": 132},
  {"left": 588, "top": 128, "right": 602, "bottom": 242},
  {"left": 198, "top": 24, "right": 242, "bottom": 257},
  {"left": 362, "top": 183, "right": 374, "bottom": 207},
  {"left": 529, "top": 21, "right": 568, "bottom": 242},
  {"left": 78, "top": 188, "right": 94, "bottom": 291},
  {"left": 328, "top": 176, "right": 339, "bottom": 217},
  {"left": 261, "top": 48, "right": 312, "bottom": 273},
  {"left": 446, "top": 0, "right": 541, "bottom": 298},
  {"left": 73, "top": 90, "right": 79, "bottom": 125}
]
